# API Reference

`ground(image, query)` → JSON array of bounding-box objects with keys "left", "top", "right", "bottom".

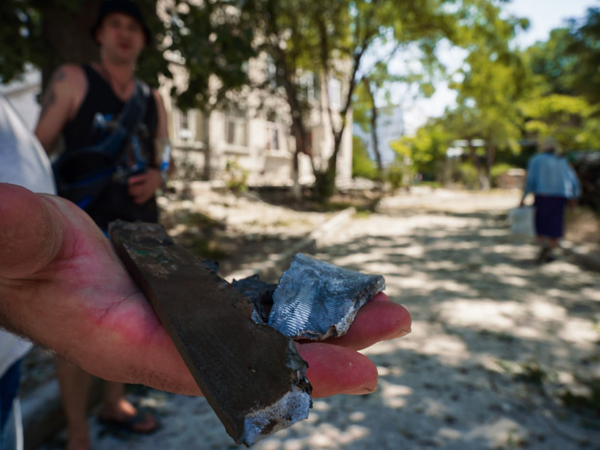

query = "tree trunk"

[
  {"left": 39, "top": 1, "right": 103, "bottom": 88},
  {"left": 38, "top": 0, "right": 161, "bottom": 89},
  {"left": 291, "top": 147, "right": 301, "bottom": 201},
  {"left": 468, "top": 140, "right": 488, "bottom": 190},
  {"left": 365, "top": 80, "right": 383, "bottom": 180},
  {"left": 202, "top": 108, "right": 212, "bottom": 181},
  {"left": 485, "top": 143, "right": 495, "bottom": 189}
]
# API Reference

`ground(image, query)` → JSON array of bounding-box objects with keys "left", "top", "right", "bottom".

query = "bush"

[
  {"left": 224, "top": 158, "right": 249, "bottom": 194},
  {"left": 456, "top": 162, "right": 479, "bottom": 189},
  {"left": 314, "top": 167, "right": 337, "bottom": 200},
  {"left": 386, "top": 162, "right": 410, "bottom": 191},
  {"left": 491, "top": 163, "right": 516, "bottom": 187},
  {"left": 572, "top": 152, "right": 600, "bottom": 212},
  {"left": 352, "top": 136, "right": 378, "bottom": 180}
]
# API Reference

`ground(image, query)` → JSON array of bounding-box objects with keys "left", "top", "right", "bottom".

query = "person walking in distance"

[{"left": 520, "top": 138, "right": 581, "bottom": 264}]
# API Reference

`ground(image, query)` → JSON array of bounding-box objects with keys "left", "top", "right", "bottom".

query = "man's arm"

[
  {"left": 127, "top": 89, "right": 173, "bottom": 203},
  {"left": 520, "top": 157, "right": 538, "bottom": 206},
  {"left": 34, "top": 65, "right": 86, "bottom": 155},
  {"left": 151, "top": 89, "right": 176, "bottom": 176}
]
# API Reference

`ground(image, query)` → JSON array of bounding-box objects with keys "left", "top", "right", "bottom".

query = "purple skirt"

[{"left": 534, "top": 195, "right": 568, "bottom": 239}]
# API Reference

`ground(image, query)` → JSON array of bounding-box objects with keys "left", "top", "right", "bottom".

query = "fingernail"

[
  {"left": 359, "top": 384, "right": 378, "bottom": 394},
  {"left": 394, "top": 327, "right": 412, "bottom": 338}
]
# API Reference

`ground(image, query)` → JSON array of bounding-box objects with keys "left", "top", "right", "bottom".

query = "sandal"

[{"left": 97, "top": 408, "right": 160, "bottom": 435}]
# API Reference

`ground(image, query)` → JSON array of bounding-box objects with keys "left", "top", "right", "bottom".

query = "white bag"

[{"left": 508, "top": 206, "right": 536, "bottom": 238}]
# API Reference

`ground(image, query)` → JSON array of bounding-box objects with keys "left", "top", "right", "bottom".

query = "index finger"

[{"left": 300, "top": 292, "right": 411, "bottom": 351}]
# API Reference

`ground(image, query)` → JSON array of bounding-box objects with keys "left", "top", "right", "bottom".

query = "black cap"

[{"left": 91, "top": 0, "right": 151, "bottom": 46}]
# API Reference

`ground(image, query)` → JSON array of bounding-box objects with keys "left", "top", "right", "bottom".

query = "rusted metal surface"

[{"left": 109, "top": 221, "right": 312, "bottom": 447}]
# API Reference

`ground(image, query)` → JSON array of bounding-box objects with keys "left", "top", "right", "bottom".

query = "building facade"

[
  {"left": 3, "top": 59, "right": 353, "bottom": 188},
  {"left": 161, "top": 55, "right": 353, "bottom": 187}
]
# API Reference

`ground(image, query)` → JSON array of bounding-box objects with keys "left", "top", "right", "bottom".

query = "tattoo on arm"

[{"left": 39, "top": 69, "right": 66, "bottom": 122}]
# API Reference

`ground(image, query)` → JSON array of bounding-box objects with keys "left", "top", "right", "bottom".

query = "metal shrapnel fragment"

[
  {"left": 109, "top": 221, "right": 312, "bottom": 447},
  {"left": 268, "top": 253, "right": 386, "bottom": 340},
  {"left": 231, "top": 274, "right": 276, "bottom": 324}
]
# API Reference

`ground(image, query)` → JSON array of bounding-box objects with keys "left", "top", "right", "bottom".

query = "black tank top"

[{"left": 62, "top": 64, "right": 159, "bottom": 230}]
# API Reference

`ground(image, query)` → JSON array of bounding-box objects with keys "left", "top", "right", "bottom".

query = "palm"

[{"left": 0, "top": 184, "right": 411, "bottom": 397}]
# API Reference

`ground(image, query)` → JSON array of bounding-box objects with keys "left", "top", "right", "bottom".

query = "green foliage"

[
  {"left": 524, "top": 28, "right": 577, "bottom": 97},
  {"left": 565, "top": 8, "right": 600, "bottom": 106},
  {"left": 182, "top": 211, "right": 225, "bottom": 230},
  {"left": 224, "top": 158, "right": 249, "bottom": 194},
  {"left": 352, "top": 136, "right": 377, "bottom": 180},
  {"left": 457, "top": 162, "right": 479, "bottom": 189},
  {"left": 386, "top": 163, "right": 407, "bottom": 191},
  {"left": 252, "top": 0, "right": 503, "bottom": 199},
  {"left": 188, "top": 237, "right": 230, "bottom": 260},
  {"left": 400, "top": 5, "right": 600, "bottom": 190},
  {"left": 441, "top": 2, "right": 530, "bottom": 187},
  {"left": 390, "top": 122, "right": 451, "bottom": 179},
  {"left": 0, "top": 1, "right": 255, "bottom": 111},
  {"left": 490, "top": 163, "right": 516, "bottom": 187},
  {"left": 452, "top": 48, "right": 525, "bottom": 153},
  {"left": 313, "top": 166, "right": 337, "bottom": 200},
  {"left": 521, "top": 94, "right": 600, "bottom": 151},
  {"left": 168, "top": 1, "right": 256, "bottom": 111}
]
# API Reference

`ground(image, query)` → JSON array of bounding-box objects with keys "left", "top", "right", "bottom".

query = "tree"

[
  {"left": 0, "top": 1, "right": 257, "bottom": 181},
  {"left": 0, "top": 0, "right": 168, "bottom": 87},
  {"left": 565, "top": 7, "right": 600, "bottom": 106},
  {"left": 165, "top": 1, "right": 256, "bottom": 180},
  {"left": 519, "top": 8, "right": 600, "bottom": 152},
  {"left": 447, "top": 0, "right": 529, "bottom": 189},
  {"left": 352, "top": 135, "right": 376, "bottom": 180},
  {"left": 390, "top": 120, "right": 451, "bottom": 181},
  {"left": 521, "top": 94, "right": 600, "bottom": 151},
  {"left": 250, "top": 0, "right": 490, "bottom": 199},
  {"left": 525, "top": 28, "right": 577, "bottom": 97},
  {"left": 353, "top": 65, "right": 403, "bottom": 182},
  {"left": 354, "top": 76, "right": 385, "bottom": 181}
]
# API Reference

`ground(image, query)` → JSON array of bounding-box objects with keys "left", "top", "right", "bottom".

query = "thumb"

[{"left": 0, "top": 183, "right": 64, "bottom": 279}]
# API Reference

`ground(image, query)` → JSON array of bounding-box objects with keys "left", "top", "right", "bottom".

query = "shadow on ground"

[{"left": 38, "top": 203, "right": 600, "bottom": 450}]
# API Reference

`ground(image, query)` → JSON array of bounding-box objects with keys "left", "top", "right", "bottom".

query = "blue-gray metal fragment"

[
  {"left": 268, "top": 253, "right": 386, "bottom": 340},
  {"left": 231, "top": 274, "right": 276, "bottom": 324}
]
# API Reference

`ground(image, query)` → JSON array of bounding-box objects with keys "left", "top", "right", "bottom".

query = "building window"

[
  {"left": 175, "top": 109, "right": 195, "bottom": 142},
  {"left": 225, "top": 112, "right": 248, "bottom": 147},
  {"left": 328, "top": 78, "right": 342, "bottom": 110},
  {"left": 265, "top": 56, "right": 277, "bottom": 85},
  {"left": 298, "top": 72, "right": 316, "bottom": 101},
  {"left": 265, "top": 123, "right": 281, "bottom": 151}
]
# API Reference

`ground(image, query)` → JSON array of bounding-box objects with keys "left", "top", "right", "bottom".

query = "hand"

[
  {"left": 127, "top": 168, "right": 163, "bottom": 204},
  {"left": 0, "top": 183, "right": 411, "bottom": 398}
]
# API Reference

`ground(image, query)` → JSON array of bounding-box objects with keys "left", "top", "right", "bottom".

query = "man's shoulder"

[{"left": 54, "top": 64, "right": 87, "bottom": 89}]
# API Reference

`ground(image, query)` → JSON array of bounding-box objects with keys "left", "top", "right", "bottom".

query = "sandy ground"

[{"left": 41, "top": 189, "right": 600, "bottom": 450}]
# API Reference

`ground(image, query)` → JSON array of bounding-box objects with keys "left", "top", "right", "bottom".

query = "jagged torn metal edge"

[{"left": 267, "top": 253, "right": 386, "bottom": 340}]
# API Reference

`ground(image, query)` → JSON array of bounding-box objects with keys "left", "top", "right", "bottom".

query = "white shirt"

[{"left": 0, "top": 94, "right": 56, "bottom": 376}]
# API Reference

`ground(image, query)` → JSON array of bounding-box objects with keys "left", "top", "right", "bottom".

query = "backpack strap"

[{"left": 52, "top": 79, "right": 151, "bottom": 210}]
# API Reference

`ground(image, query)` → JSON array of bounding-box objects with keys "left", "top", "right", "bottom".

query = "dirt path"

[{"left": 44, "top": 190, "right": 600, "bottom": 450}]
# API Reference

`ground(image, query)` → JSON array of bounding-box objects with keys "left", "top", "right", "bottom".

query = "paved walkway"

[{"left": 44, "top": 191, "right": 600, "bottom": 450}]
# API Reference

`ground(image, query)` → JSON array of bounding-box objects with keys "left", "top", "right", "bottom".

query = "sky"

[{"left": 408, "top": 0, "right": 600, "bottom": 118}]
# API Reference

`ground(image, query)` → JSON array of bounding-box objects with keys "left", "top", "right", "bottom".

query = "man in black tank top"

[{"left": 34, "top": 1, "right": 169, "bottom": 447}]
